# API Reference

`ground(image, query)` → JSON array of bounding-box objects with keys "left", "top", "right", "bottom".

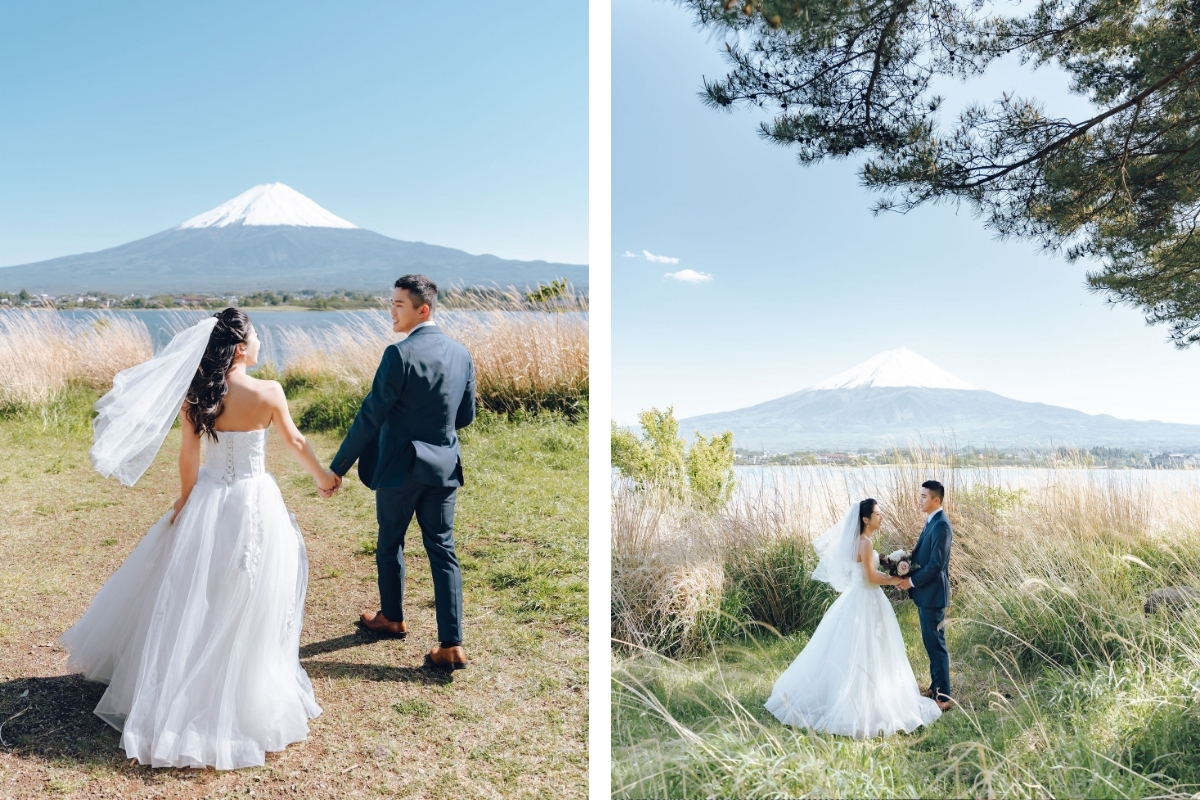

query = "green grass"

[
  {"left": 0, "top": 386, "right": 587, "bottom": 799},
  {"left": 613, "top": 607, "right": 1200, "bottom": 798},
  {"left": 291, "top": 376, "right": 589, "bottom": 437},
  {"left": 613, "top": 457, "right": 1200, "bottom": 798}
]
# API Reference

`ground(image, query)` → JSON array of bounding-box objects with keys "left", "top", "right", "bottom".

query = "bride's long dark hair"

[
  {"left": 185, "top": 308, "right": 251, "bottom": 441},
  {"left": 858, "top": 498, "right": 878, "bottom": 533}
]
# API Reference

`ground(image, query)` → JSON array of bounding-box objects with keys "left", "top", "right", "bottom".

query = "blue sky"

[
  {"left": 613, "top": 0, "right": 1200, "bottom": 427},
  {"left": 0, "top": 1, "right": 587, "bottom": 267}
]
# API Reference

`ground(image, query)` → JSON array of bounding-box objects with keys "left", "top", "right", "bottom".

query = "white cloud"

[
  {"left": 664, "top": 269, "right": 713, "bottom": 284},
  {"left": 643, "top": 249, "right": 679, "bottom": 264},
  {"left": 622, "top": 250, "right": 639, "bottom": 258}
]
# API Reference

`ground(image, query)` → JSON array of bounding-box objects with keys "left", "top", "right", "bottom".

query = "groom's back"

[{"left": 390, "top": 328, "right": 474, "bottom": 445}]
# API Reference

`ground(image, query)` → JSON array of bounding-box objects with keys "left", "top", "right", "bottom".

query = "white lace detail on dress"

[
  {"left": 202, "top": 431, "right": 269, "bottom": 582},
  {"left": 241, "top": 488, "right": 263, "bottom": 582}
]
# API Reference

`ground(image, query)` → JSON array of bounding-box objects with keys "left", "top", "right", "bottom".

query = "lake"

[
  {"left": 735, "top": 465, "right": 1200, "bottom": 495},
  {"left": 732, "top": 465, "right": 1200, "bottom": 530}
]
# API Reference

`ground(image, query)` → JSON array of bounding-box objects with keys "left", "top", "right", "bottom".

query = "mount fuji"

[
  {"left": 680, "top": 348, "right": 1200, "bottom": 451},
  {"left": 0, "top": 183, "right": 587, "bottom": 294}
]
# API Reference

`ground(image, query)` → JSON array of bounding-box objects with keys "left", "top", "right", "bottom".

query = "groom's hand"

[
  {"left": 898, "top": 578, "right": 914, "bottom": 590},
  {"left": 317, "top": 469, "right": 342, "bottom": 498}
]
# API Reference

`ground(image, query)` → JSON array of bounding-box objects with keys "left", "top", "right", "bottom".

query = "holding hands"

[{"left": 317, "top": 469, "right": 342, "bottom": 498}]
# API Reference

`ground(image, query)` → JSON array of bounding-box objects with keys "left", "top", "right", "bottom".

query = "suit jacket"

[
  {"left": 909, "top": 508, "right": 952, "bottom": 609},
  {"left": 330, "top": 326, "right": 476, "bottom": 489}
]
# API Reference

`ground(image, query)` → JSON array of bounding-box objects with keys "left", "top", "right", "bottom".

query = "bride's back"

[{"left": 214, "top": 373, "right": 276, "bottom": 432}]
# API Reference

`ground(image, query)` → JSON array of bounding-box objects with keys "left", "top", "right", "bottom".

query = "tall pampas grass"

[
  {"left": 277, "top": 310, "right": 589, "bottom": 423},
  {"left": 613, "top": 448, "right": 1200, "bottom": 659},
  {"left": 0, "top": 303, "right": 588, "bottom": 423},
  {"left": 0, "top": 312, "right": 152, "bottom": 408}
]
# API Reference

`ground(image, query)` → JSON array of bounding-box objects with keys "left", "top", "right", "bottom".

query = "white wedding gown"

[
  {"left": 765, "top": 550, "right": 942, "bottom": 739},
  {"left": 59, "top": 428, "right": 321, "bottom": 769}
]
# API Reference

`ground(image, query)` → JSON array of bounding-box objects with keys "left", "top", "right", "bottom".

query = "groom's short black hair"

[
  {"left": 394, "top": 274, "right": 438, "bottom": 312},
  {"left": 922, "top": 480, "right": 945, "bottom": 501}
]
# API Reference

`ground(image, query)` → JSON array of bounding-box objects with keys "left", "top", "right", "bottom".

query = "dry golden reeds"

[
  {"left": 0, "top": 304, "right": 588, "bottom": 418},
  {"left": 0, "top": 311, "right": 152, "bottom": 406},
  {"left": 611, "top": 484, "right": 728, "bottom": 654},
  {"left": 274, "top": 310, "right": 589, "bottom": 415},
  {"left": 613, "top": 448, "right": 1200, "bottom": 660}
]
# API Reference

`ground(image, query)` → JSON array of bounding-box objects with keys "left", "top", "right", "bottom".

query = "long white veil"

[
  {"left": 810, "top": 502, "right": 865, "bottom": 593},
  {"left": 89, "top": 317, "right": 217, "bottom": 486}
]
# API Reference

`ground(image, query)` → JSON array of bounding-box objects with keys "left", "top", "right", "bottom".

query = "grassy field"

[
  {"left": 0, "top": 389, "right": 587, "bottom": 799},
  {"left": 611, "top": 467, "right": 1200, "bottom": 798}
]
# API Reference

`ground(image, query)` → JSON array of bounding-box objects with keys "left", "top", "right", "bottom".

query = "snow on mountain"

[
  {"left": 679, "top": 348, "right": 1200, "bottom": 450},
  {"left": 178, "top": 183, "right": 358, "bottom": 229},
  {"left": 0, "top": 182, "right": 587, "bottom": 293},
  {"left": 809, "top": 348, "right": 978, "bottom": 391}
]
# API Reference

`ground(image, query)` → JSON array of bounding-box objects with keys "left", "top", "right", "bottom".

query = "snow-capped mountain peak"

[
  {"left": 809, "top": 347, "right": 978, "bottom": 391},
  {"left": 178, "top": 183, "right": 358, "bottom": 229}
]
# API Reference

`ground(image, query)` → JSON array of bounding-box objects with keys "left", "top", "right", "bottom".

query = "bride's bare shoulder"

[{"left": 245, "top": 375, "right": 286, "bottom": 403}]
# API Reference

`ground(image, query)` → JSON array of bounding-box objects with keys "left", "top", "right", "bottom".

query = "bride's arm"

[
  {"left": 172, "top": 405, "right": 201, "bottom": 523},
  {"left": 266, "top": 382, "right": 338, "bottom": 494},
  {"left": 859, "top": 538, "right": 901, "bottom": 586}
]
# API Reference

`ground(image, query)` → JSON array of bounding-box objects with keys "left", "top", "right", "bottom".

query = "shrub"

[
  {"left": 724, "top": 535, "right": 837, "bottom": 637},
  {"left": 297, "top": 383, "right": 366, "bottom": 435}
]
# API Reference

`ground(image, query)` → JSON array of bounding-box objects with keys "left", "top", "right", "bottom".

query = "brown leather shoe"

[
  {"left": 359, "top": 610, "right": 407, "bottom": 639},
  {"left": 426, "top": 645, "right": 468, "bottom": 670},
  {"left": 920, "top": 685, "right": 935, "bottom": 699},
  {"left": 936, "top": 696, "right": 953, "bottom": 711}
]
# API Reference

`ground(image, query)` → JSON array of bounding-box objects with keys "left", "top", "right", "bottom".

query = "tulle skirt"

[
  {"left": 59, "top": 471, "right": 321, "bottom": 769},
  {"left": 765, "top": 584, "right": 941, "bottom": 739}
]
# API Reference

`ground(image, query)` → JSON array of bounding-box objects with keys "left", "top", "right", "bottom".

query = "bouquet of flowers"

[{"left": 880, "top": 549, "right": 920, "bottom": 579}]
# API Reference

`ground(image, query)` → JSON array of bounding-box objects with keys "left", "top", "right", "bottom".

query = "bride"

[
  {"left": 59, "top": 308, "right": 338, "bottom": 769},
  {"left": 764, "top": 499, "right": 942, "bottom": 739}
]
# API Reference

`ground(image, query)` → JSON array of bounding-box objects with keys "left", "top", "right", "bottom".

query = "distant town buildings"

[{"left": 734, "top": 447, "right": 1198, "bottom": 470}]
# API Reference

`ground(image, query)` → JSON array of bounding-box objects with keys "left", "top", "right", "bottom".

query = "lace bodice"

[{"left": 202, "top": 429, "right": 268, "bottom": 484}]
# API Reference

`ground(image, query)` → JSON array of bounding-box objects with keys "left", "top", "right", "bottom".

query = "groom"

[
  {"left": 898, "top": 480, "right": 953, "bottom": 710},
  {"left": 328, "top": 274, "right": 476, "bottom": 670}
]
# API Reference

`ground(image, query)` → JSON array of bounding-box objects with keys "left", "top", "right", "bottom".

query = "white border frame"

[{"left": 588, "top": 0, "right": 612, "bottom": 797}]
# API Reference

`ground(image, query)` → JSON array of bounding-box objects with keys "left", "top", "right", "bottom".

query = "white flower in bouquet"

[
  {"left": 897, "top": 560, "right": 910, "bottom": 576},
  {"left": 887, "top": 549, "right": 906, "bottom": 563}
]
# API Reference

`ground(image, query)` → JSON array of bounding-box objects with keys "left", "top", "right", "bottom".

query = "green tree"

[
  {"left": 613, "top": 407, "right": 688, "bottom": 496},
  {"left": 612, "top": 422, "right": 655, "bottom": 480},
  {"left": 686, "top": 430, "right": 737, "bottom": 511},
  {"left": 611, "top": 407, "right": 736, "bottom": 508},
  {"left": 681, "top": 0, "right": 1200, "bottom": 344},
  {"left": 525, "top": 278, "right": 569, "bottom": 305}
]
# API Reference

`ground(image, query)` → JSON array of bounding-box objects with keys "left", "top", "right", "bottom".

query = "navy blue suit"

[
  {"left": 330, "top": 325, "right": 476, "bottom": 644},
  {"left": 909, "top": 508, "right": 953, "bottom": 701}
]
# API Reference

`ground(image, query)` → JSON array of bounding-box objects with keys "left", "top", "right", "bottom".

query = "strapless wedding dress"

[
  {"left": 59, "top": 429, "right": 321, "bottom": 769},
  {"left": 765, "top": 550, "right": 941, "bottom": 739}
]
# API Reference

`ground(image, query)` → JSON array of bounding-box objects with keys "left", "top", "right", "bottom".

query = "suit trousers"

[
  {"left": 375, "top": 482, "right": 463, "bottom": 645},
  {"left": 917, "top": 605, "right": 950, "bottom": 700}
]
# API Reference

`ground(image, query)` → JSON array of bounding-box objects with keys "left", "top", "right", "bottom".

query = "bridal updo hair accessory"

[{"left": 89, "top": 315, "right": 219, "bottom": 486}]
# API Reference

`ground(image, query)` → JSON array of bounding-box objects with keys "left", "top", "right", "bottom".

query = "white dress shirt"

[{"left": 408, "top": 320, "right": 437, "bottom": 333}]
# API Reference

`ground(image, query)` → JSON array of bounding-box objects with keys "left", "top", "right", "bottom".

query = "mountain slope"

[
  {"left": 680, "top": 349, "right": 1200, "bottom": 450},
  {"left": 0, "top": 184, "right": 586, "bottom": 294}
]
